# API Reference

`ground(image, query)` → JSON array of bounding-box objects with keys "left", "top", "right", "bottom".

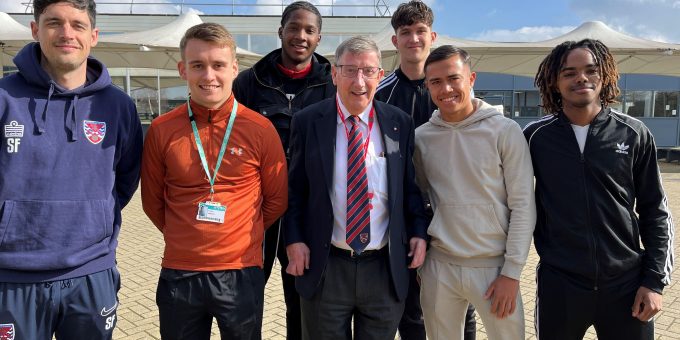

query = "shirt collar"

[
  {"left": 336, "top": 93, "right": 373, "bottom": 125},
  {"left": 189, "top": 94, "right": 234, "bottom": 123}
]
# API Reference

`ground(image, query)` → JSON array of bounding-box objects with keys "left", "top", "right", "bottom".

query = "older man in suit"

[{"left": 284, "top": 35, "right": 429, "bottom": 340}]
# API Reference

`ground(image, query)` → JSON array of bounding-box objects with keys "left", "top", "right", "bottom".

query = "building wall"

[
  {"left": 9, "top": 13, "right": 390, "bottom": 55},
  {"left": 10, "top": 12, "right": 679, "bottom": 145},
  {"left": 474, "top": 72, "right": 680, "bottom": 146}
]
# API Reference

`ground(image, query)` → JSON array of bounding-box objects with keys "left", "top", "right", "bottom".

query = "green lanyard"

[{"left": 187, "top": 96, "right": 238, "bottom": 199}]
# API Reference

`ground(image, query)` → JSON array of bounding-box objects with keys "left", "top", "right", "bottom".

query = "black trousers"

[
  {"left": 156, "top": 267, "right": 264, "bottom": 340},
  {"left": 263, "top": 219, "right": 301, "bottom": 340},
  {"left": 300, "top": 246, "right": 405, "bottom": 340},
  {"left": 536, "top": 263, "right": 654, "bottom": 340},
  {"left": 398, "top": 268, "right": 477, "bottom": 340}
]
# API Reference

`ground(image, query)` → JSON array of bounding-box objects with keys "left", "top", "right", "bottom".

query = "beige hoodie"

[{"left": 414, "top": 98, "right": 536, "bottom": 280}]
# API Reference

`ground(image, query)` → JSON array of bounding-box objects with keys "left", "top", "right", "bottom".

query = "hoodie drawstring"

[
  {"left": 38, "top": 83, "right": 80, "bottom": 141},
  {"left": 68, "top": 94, "right": 80, "bottom": 141},
  {"left": 37, "top": 83, "right": 55, "bottom": 135}
]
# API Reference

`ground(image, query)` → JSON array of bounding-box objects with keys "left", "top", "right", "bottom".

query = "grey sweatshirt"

[{"left": 414, "top": 99, "right": 536, "bottom": 280}]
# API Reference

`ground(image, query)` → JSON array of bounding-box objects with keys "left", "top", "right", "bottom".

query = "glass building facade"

[{"left": 473, "top": 72, "right": 680, "bottom": 146}]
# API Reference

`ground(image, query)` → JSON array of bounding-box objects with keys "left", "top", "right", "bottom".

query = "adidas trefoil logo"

[{"left": 615, "top": 142, "right": 629, "bottom": 154}]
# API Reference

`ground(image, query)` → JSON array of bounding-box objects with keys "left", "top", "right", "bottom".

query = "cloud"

[
  {"left": 97, "top": 0, "right": 186, "bottom": 15},
  {"left": 388, "top": 0, "right": 437, "bottom": 16},
  {"left": 467, "top": 25, "right": 576, "bottom": 42},
  {"left": 0, "top": 1, "right": 29, "bottom": 13},
  {"left": 252, "top": 0, "right": 386, "bottom": 16},
  {"left": 0, "top": 0, "right": 201, "bottom": 15},
  {"left": 569, "top": 0, "right": 680, "bottom": 43}
]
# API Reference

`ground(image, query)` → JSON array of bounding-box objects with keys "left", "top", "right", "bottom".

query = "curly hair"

[{"left": 535, "top": 39, "right": 620, "bottom": 114}]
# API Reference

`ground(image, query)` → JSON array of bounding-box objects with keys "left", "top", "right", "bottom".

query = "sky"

[
  {"left": 428, "top": 0, "right": 680, "bottom": 43},
  {"left": 2, "top": 0, "right": 679, "bottom": 43}
]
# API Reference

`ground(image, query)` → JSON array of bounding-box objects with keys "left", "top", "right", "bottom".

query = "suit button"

[{"left": 324, "top": 243, "right": 329, "bottom": 248}]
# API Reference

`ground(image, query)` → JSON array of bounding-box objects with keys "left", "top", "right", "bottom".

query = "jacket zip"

[
  {"left": 208, "top": 111, "right": 213, "bottom": 183},
  {"left": 577, "top": 125, "right": 599, "bottom": 290},
  {"left": 290, "top": 83, "right": 328, "bottom": 110},
  {"left": 254, "top": 73, "right": 330, "bottom": 110}
]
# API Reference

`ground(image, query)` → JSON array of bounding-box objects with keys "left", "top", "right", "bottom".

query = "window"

[
  {"left": 249, "top": 34, "right": 278, "bottom": 55},
  {"left": 318, "top": 35, "right": 344, "bottom": 55},
  {"left": 110, "top": 76, "right": 125, "bottom": 92},
  {"left": 624, "top": 91, "right": 653, "bottom": 117},
  {"left": 233, "top": 34, "right": 249, "bottom": 52},
  {"left": 653, "top": 91, "right": 679, "bottom": 117},
  {"left": 2, "top": 66, "right": 18, "bottom": 77},
  {"left": 130, "top": 82, "right": 187, "bottom": 123},
  {"left": 474, "top": 90, "right": 512, "bottom": 116},
  {"left": 513, "top": 91, "right": 542, "bottom": 117},
  {"left": 609, "top": 93, "right": 624, "bottom": 113}
]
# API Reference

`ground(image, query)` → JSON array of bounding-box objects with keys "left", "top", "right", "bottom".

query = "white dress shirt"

[{"left": 331, "top": 94, "right": 389, "bottom": 251}]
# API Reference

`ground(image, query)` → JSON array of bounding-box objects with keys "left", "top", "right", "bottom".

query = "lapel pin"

[{"left": 393, "top": 127, "right": 398, "bottom": 131}]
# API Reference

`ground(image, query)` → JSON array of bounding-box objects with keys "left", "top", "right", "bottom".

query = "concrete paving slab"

[{"left": 112, "top": 162, "right": 680, "bottom": 339}]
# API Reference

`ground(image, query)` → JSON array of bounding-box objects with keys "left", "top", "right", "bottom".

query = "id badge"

[{"left": 196, "top": 201, "right": 226, "bottom": 223}]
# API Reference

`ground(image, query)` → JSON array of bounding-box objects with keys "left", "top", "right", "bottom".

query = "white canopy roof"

[
  {"left": 0, "top": 12, "right": 33, "bottom": 42},
  {"left": 374, "top": 21, "right": 680, "bottom": 77},
  {"left": 0, "top": 11, "right": 261, "bottom": 71},
  {"left": 95, "top": 11, "right": 262, "bottom": 69},
  {"left": 369, "top": 23, "right": 499, "bottom": 72},
  {"left": 3, "top": 14, "right": 679, "bottom": 78},
  {"left": 0, "top": 12, "right": 33, "bottom": 69}
]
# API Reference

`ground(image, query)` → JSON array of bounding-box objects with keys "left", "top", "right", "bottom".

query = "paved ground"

[{"left": 113, "top": 162, "right": 680, "bottom": 339}]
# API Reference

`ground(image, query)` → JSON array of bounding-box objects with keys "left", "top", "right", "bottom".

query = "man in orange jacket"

[{"left": 141, "top": 23, "right": 288, "bottom": 340}]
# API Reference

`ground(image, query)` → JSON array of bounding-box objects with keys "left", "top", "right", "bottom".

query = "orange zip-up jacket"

[{"left": 141, "top": 95, "right": 287, "bottom": 271}]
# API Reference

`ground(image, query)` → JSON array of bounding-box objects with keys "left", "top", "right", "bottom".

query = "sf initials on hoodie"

[{"left": 0, "top": 42, "right": 143, "bottom": 283}]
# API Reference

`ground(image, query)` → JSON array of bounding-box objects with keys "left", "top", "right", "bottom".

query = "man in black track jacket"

[
  {"left": 376, "top": 67, "right": 435, "bottom": 128},
  {"left": 232, "top": 2, "right": 334, "bottom": 339},
  {"left": 524, "top": 38, "right": 674, "bottom": 340}
]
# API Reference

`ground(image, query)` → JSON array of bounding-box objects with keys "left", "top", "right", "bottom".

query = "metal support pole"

[
  {"left": 157, "top": 69, "right": 162, "bottom": 116},
  {"left": 125, "top": 68, "right": 131, "bottom": 96}
]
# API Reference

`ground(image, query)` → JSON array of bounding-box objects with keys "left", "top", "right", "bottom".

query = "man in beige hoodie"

[{"left": 413, "top": 45, "right": 536, "bottom": 340}]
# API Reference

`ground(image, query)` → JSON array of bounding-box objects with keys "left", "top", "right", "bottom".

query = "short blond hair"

[{"left": 180, "top": 23, "right": 236, "bottom": 60}]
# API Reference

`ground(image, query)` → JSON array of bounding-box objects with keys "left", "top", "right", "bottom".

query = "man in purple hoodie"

[{"left": 0, "top": 1, "right": 142, "bottom": 339}]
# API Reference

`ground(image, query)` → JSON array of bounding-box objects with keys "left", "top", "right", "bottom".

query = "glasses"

[{"left": 336, "top": 65, "right": 382, "bottom": 79}]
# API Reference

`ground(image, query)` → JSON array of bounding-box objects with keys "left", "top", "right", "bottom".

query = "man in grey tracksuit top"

[{"left": 413, "top": 45, "right": 536, "bottom": 340}]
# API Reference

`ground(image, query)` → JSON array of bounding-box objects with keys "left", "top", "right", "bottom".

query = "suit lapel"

[
  {"left": 314, "top": 99, "right": 337, "bottom": 196},
  {"left": 375, "top": 102, "right": 400, "bottom": 215}
]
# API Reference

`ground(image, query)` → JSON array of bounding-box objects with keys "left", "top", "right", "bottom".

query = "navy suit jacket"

[{"left": 283, "top": 97, "right": 428, "bottom": 301}]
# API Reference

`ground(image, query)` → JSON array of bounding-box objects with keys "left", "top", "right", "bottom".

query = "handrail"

[{"left": 19, "top": 0, "right": 391, "bottom": 17}]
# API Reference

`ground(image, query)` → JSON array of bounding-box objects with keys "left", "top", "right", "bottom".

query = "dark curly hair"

[{"left": 535, "top": 39, "right": 620, "bottom": 114}]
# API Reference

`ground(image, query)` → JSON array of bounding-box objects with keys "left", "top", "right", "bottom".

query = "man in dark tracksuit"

[
  {"left": 524, "top": 38, "right": 674, "bottom": 340},
  {"left": 375, "top": 2, "right": 476, "bottom": 340},
  {"left": 232, "top": 2, "right": 334, "bottom": 339}
]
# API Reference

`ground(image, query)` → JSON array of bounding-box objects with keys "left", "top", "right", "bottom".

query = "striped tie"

[{"left": 346, "top": 115, "right": 370, "bottom": 253}]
